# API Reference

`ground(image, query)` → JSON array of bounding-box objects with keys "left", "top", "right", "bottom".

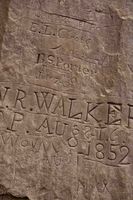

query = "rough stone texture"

[{"left": 0, "top": 0, "right": 133, "bottom": 199}]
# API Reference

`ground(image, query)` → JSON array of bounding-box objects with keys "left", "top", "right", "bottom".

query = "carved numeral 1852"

[{"left": 95, "top": 143, "right": 130, "bottom": 165}]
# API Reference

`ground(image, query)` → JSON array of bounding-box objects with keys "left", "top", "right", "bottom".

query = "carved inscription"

[
  {"left": 24, "top": 47, "right": 99, "bottom": 91},
  {"left": 36, "top": 52, "right": 97, "bottom": 74},
  {"left": 1, "top": 0, "right": 133, "bottom": 199},
  {"left": 30, "top": 20, "right": 92, "bottom": 47},
  {"left": 0, "top": 83, "right": 132, "bottom": 167}
]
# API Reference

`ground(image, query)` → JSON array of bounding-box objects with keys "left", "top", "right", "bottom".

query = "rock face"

[{"left": 0, "top": 0, "right": 133, "bottom": 199}]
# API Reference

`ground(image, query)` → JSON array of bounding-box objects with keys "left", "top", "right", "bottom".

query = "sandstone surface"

[{"left": 0, "top": 0, "right": 133, "bottom": 199}]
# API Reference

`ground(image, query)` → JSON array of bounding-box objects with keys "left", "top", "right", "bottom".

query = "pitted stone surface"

[{"left": 0, "top": 0, "right": 133, "bottom": 200}]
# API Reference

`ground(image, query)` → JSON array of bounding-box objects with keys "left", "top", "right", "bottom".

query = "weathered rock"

[{"left": 0, "top": 0, "right": 133, "bottom": 199}]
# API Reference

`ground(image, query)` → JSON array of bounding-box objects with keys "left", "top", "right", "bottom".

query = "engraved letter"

[
  {"left": 14, "top": 89, "right": 26, "bottom": 109},
  {"left": 34, "top": 91, "right": 55, "bottom": 112},
  {"left": 37, "top": 53, "right": 46, "bottom": 63},
  {"left": 7, "top": 112, "right": 24, "bottom": 131},
  {"left": 36, "top": 117, "right": 53, "bottom": 134},
  {"left": 68, "top": 98, "right": 83, "bottom": 119},
  {"left": 127, "top": 104, "right": 133, "bottom": 128},
  {"left": 85, "top": 102, "right": 102, "bottom": 123},
  {"left": 107, "top": 102, "right": 122, "bottom": 125},
  {"left": 30, "top": 22, "right": 39, "bottom": 32},
  {"left": 55, "top": 120, "right": 68, "bottom": 135},
  {"left": 52, "top": 97, "right": 66, "bottom": 116},
  {"left": 0, "top": 87, "right": 10, "bottom": 102}
]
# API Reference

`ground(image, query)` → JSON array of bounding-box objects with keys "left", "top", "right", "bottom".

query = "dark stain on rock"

[
  {"left": 0, "top": 0, "right": 11, "bottom": 60},
  {"left": 0, "top": 193, "right": 29, "bottom": 200}
]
